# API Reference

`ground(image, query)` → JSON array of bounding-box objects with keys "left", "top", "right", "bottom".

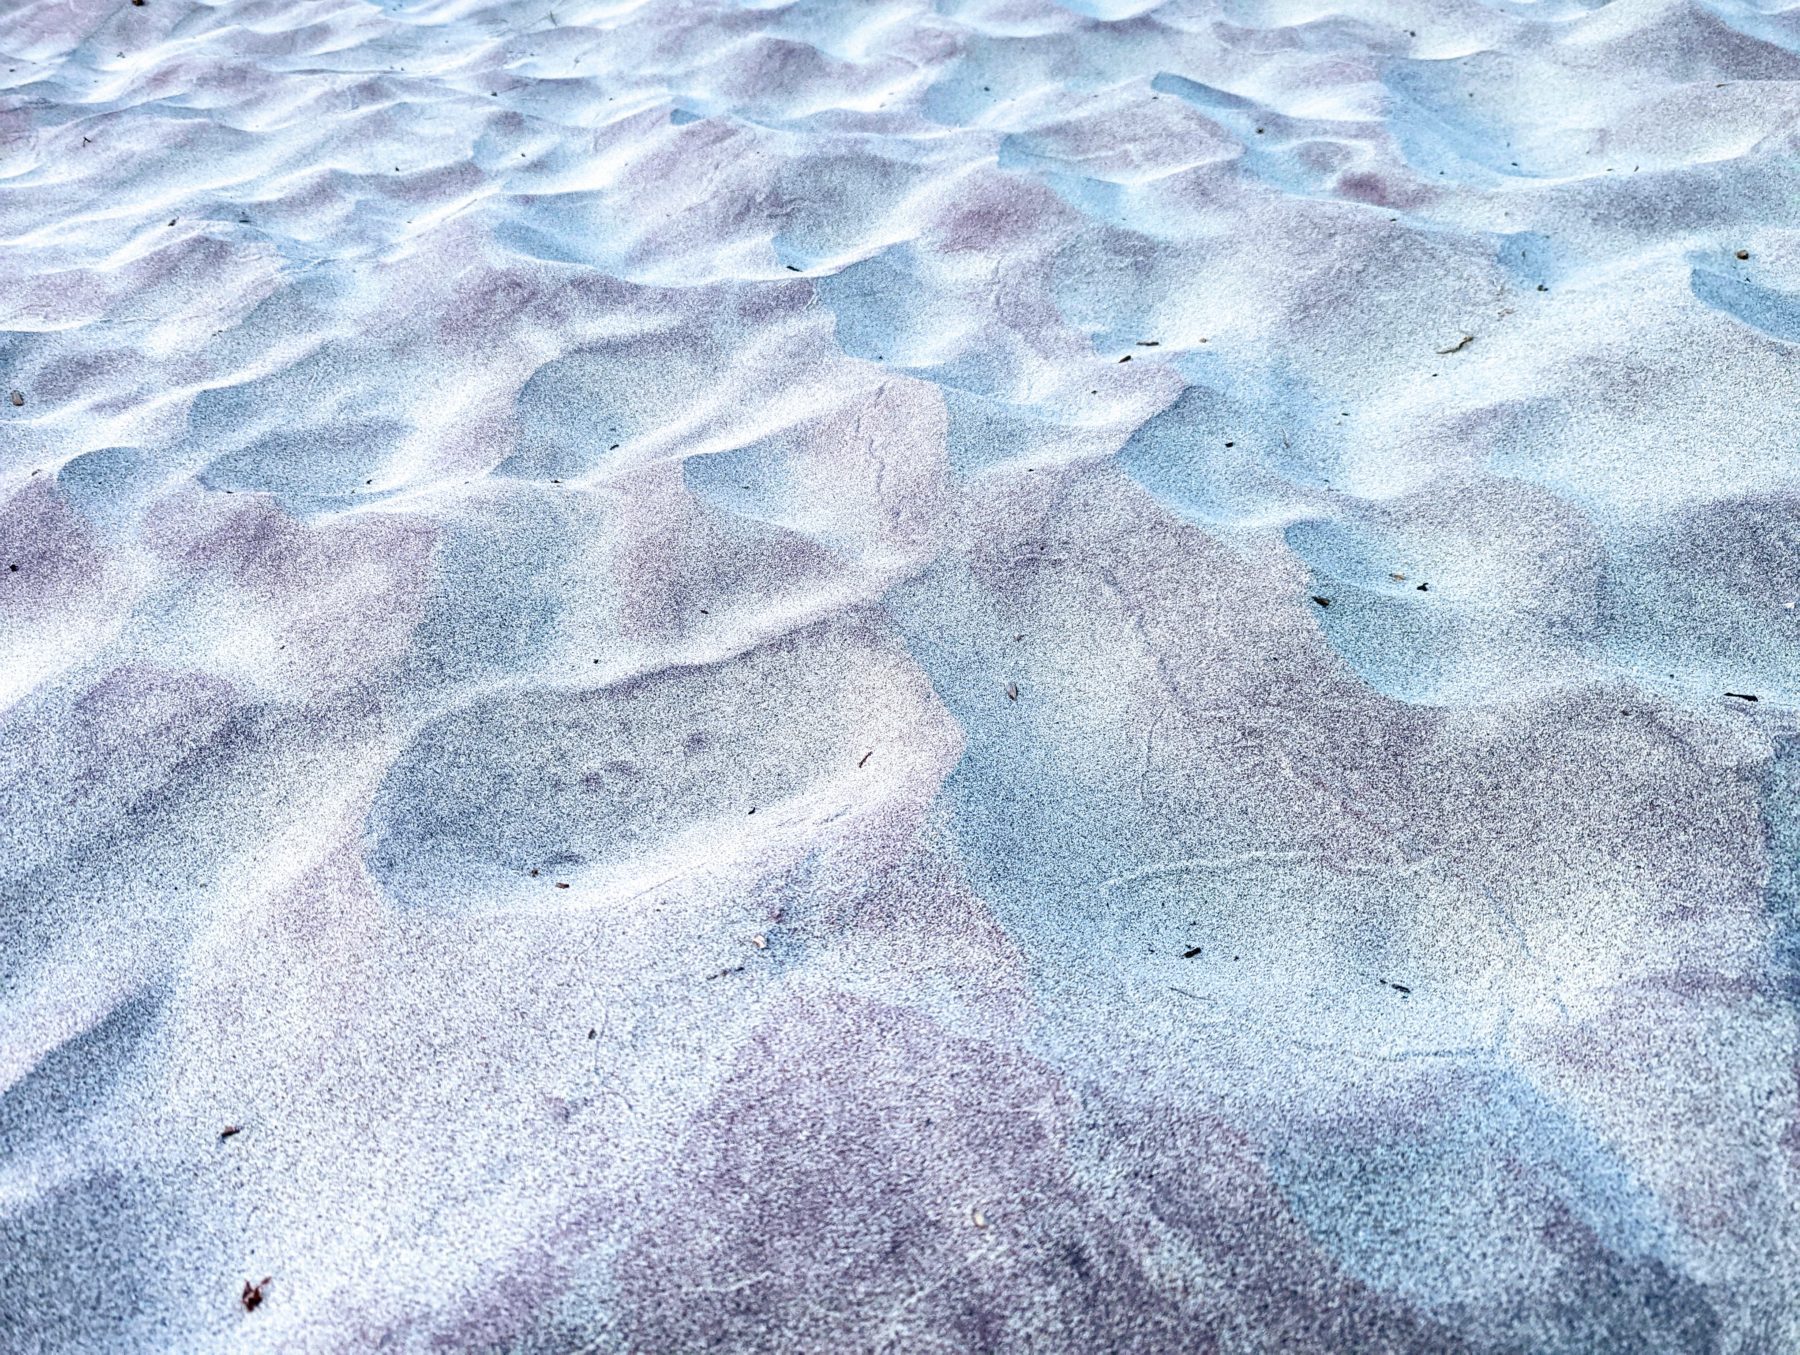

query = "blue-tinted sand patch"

[
  {"left": 56, "top": 447, "right": 159, "bottom": 532},
  {"left": 1691, "top": 265, "right": 1800, "bottom": 346}
]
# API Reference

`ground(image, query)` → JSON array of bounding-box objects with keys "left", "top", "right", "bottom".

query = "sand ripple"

[{"left": 4, "top": 0, "right": 1799, "bottom": 1349}]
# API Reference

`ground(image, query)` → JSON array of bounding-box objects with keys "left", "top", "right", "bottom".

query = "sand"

[{"left": 3, "top": 0, "right": 1799, "bottom": 1350}]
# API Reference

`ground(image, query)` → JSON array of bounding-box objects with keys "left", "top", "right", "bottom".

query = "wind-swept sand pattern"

[{"left": 3, "top": 0, "right": 1799, "bottom": 1350}]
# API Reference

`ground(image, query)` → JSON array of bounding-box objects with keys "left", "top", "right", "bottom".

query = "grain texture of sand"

[{"left": 4, "top": 0, "right": 1800, "bottom": 1350}]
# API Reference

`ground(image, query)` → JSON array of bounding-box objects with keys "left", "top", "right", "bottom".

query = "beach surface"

[{"left": 4, "top": 0, "right": 1800, "bottom": 1350}]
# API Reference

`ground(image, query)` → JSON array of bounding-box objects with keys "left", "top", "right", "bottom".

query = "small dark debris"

[
  {"left": 168, "top": 218, "right": 176, "bottom": 227},
  {"left": 1727, "top": 692, "right": 1759, "bottom": 702},
  {"left": 1005, "top": 681, "right": 1019, "bottom": 702},
  {"left": 241, "top": 1278, "right": 271, "bottom": 1312},
  {"left": 1224, "top": 441, "right": 1234, "bottom": 447},
  {"left": 1536, "top": 284, "right": 1548, "bottom": 292},
  {"left": 1384, "top": 980, "right": 1412, "bottom": 996},
  {"left": 1416, "top": 582, "right": 1429, "bottom": 592},
  {"left": 1311, "top": 596, "right": 1331, "bottom": 607},
  {"left": 706, "top": 965, "right": 746, "bottom": 980},
  {"left": 1118, "top": 354, "right": 1131, "bottom": 363},
  {"left": 7, "top": 565, "right": 16, "bottom": 572},
  {"left": 587, "top": 1028, "right": 597, "bottom": 1039},
  {"left": 785, "top": 264, "right": 800, "bottom": 272},
  {"left": 1182, "top": 947, "right": 1203, "bottom": 959},
  {"left": 1736, "top": 250, "right": 1750, "bottom": 261},
  {"left": 219, "top": 1125, "right": 241, "bottom": 1140},
  {"left": 1436, "top": 333, "right": 1473, "bottom": 355},
  {"left": 555, "top": 881, "right": 570, "bottom": 889},
  {"left": 858, "top": 750, "right": 873, "bottom": 768},
  {"left": 1136, "top": 340, "right": 1159, "bottom": 347},
  {"left": 529, "top": 868, "right": 539, "bottom": 877},
  {"left": 9, "top": 391, "right": 22, "bottom": 407},
  {"left": 609, "top": 443, "right": 619, "bottom": 450}
]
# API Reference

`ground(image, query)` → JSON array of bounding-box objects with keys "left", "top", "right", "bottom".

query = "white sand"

[{"left": 3, "top": 0, "right": 1799, "bottom": 1350}]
